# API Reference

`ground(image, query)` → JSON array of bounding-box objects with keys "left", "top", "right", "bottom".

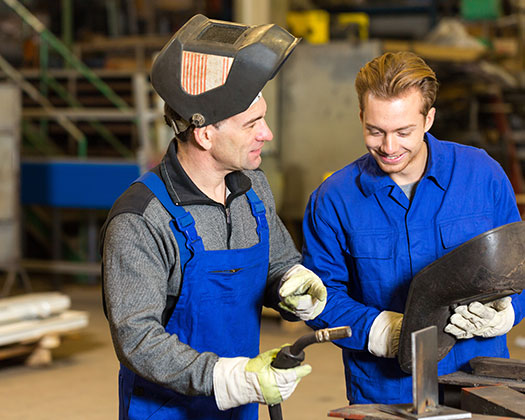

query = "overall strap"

[
  {"left": 245, "top": 188, "right": 269, "bottom": 237},
  {"left": 134, "top": 172, "right": 204, "bottom": 271}
]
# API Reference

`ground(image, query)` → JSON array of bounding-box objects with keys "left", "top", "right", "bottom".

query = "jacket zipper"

[{"left": 225, "top": 206, "right": 232, "bottom": 249}]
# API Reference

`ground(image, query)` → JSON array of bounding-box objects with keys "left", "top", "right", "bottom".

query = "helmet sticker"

[{"left": 181, "top": 51, "right": 233, "bottom": 96}]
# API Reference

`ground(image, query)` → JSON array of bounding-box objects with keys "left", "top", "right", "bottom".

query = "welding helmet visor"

[{"left": 151, "top": 14, "right": 300, "bottom": 128}]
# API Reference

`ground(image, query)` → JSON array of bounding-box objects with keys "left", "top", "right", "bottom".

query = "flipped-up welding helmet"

[{"left": 151, "top": 14, "right": 300, "bottom": 129}]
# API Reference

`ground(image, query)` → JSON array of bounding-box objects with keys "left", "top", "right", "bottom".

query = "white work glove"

[
  {"left": 278, "top": 264, "right": 327, "bottom": 321},
  {"left": 444, "top": 297, "right": 514, "bottom": 339},
  {"left": 368, "top": 311, "right": 403, "bottom": 358},
  {"left": 213, "top": 346, "right": 312, "bottom": 410}
]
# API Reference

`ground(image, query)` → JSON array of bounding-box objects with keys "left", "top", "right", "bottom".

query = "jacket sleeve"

[
  {"left": 302, "top": 189, "right": 381, "bottom": 350},
  {"left": 103, "top": 212, "right": 218, "bottom": 396}
]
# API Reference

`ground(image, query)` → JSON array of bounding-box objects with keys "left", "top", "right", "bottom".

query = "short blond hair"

[{"left": 355, "top": 51, "right": 439, "bottom": 116}]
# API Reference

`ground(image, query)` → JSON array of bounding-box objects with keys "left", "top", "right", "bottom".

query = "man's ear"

[
  {"left": 424, "top": 107, "right": 436, "bottom": 132},
  {"left": 193, "top": 126, "right": 213, "bottom": 150}
]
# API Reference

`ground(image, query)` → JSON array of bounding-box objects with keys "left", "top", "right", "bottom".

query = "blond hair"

[{"left": 355, "top": 51, "right": 439, "bottom": 116}]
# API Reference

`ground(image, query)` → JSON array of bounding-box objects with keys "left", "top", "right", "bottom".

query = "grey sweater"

[{"left": 100, "top": 140, "right": 301, "bottom": 397}]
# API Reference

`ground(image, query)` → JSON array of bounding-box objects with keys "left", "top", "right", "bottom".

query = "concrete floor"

[{"left": 1, "top": 282, "right": 525, "bottom": 420}]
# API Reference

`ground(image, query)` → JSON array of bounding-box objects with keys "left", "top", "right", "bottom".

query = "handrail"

[
  {"left": 2, "top": 0, "right": 131, "bottom": 111},
  {"left": 40, "top": 73, "right": 134, "bottom": 158},
  {"left": 0, "top": 53, "right": 87, "bottom": 155},
  {"left": 22, "top": 120, "right": 64, "bottom": 156}
]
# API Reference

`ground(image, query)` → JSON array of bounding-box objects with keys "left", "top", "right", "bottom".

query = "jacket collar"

[
  {"left": 157, "top": 139, "right": 252, "bottom": 206},
  {"left": 359, "top": 132, "right": 450, "bottom": 197}
]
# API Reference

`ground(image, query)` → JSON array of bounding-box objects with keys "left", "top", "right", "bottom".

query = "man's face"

[
  {"left": 361, "top": 87, "right": 435, "bottom": 185},
  {"left": 207, "top": 96, "right": 273, "bottom": 172}
]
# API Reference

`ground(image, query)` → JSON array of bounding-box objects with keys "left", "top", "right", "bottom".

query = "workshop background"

[{"left": 1, "top": 0, "right": 525, "bottom": 419}]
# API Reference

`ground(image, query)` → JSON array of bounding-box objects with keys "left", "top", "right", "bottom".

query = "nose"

[
  {"left": 383, "top": 134, "right": 398, "bottom": 155},
  {"left": 256, "top": 119, "right": 273, "bottom": 142}
]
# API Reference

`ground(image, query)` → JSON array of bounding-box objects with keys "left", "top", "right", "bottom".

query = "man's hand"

[
  {"left": 213, "top": 346, "right": 312, "bottom": 410},
  {"left": 368, "top": 311, "right": 403, "bottom": 358},
  {"left": 278, "top": 264, "right": 327, "bottom": 320},
  {"left": 445, "top": 297, "right": 514, "bottom": 339}
]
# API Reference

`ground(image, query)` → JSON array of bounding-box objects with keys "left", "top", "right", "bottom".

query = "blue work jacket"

[{"left": 303, "top": 133, "right": 523, "bottom": 404}]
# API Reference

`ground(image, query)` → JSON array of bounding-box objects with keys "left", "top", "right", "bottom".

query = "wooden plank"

[
  {"left": 25, "top": 334, "right": 60, "bottom": 367},
  {"left": 462, "top": 385, "right": 525, "bottom": 418},
  {"left": 382, "top": 40, "right": 486, "bottom": 62},
  {"left": 470, "top": 357, "right": 525, "bottom": 381},
  {"left": 0, "top": 334, "right": 63, "bottom": 367},
  {"left": 0, "top": 342, "right": 35, "bottom": 360}
]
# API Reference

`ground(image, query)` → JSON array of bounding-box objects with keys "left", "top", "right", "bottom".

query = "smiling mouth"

[{"left": 377, "top": 151, "right": 404, "bottom": 162}]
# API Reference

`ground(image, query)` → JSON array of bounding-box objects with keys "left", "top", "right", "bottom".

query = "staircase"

[{"left": 0, "top": 0, "right": 164, "bottom": 284}]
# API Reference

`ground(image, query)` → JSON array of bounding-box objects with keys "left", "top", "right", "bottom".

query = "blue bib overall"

[{"left": 119, "top": 172, "right": 269, "bottom": 420}]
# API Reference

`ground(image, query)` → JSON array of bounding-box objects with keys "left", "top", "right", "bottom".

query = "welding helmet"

[{"left": 151, "top": 14, "right": 300, "bottom": 130}]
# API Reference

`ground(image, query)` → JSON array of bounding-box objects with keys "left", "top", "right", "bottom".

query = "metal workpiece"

[
  {"left": 381, "top": 326, "right": 471, "bottom": 420},
  {"left": 412, "top": 327, "right": 438, "bottom": 415},
  {"left": 398, "top": 221, "right": 525, "bottom": 374},
  {"left": 461, "top": 385, "right": 525, "bottom": 418},
  {"left": 469, "top": 356, "right": 525, "bottom": 381}
]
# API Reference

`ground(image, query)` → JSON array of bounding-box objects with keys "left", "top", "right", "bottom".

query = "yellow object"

[
  {"left": 337, "top": 13, "right": 369, "bottom": 41},
  {"left": 323, "top": 171, "right": 334, "bottom": 181},
  {"left": 245, "top": 346, "right": 312, "bottom": 405},
  {"left": 287, "top": 10, "right": 330, "bottom": 44}
]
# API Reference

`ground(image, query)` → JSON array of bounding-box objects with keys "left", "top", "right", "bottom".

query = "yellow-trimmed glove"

[
  {"left": 445, "top": 297, "right": 514, "bottom": 339},
  {"left": 278, "top": 264, "right": 327, "bottom": 320},
  {"left": 213, "top": 346, "right": 312, "bottom": 410}
]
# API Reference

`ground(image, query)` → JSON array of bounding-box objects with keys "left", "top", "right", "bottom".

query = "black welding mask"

[
  {"left": 151, "top": 14, "right": 300, "bottom": 128},
  {"left": 398, "top": 221, "right": 525, "bottom": 374}
]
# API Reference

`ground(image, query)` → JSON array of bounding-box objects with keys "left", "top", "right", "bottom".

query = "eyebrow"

[
  {"left": 242, "top": 116, "right": 263, "bottom": 128},
  {"left": 365, "top": 123, "right": 417, "bottom": 132}
]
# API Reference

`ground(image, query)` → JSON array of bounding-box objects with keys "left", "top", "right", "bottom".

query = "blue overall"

[{"left": 119, "top": 172, "right": 269, "bottom": 420}]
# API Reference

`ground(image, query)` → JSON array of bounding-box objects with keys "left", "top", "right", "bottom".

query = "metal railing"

[{"left": 1, "top": 0, "right": 137, "bottom": 158}]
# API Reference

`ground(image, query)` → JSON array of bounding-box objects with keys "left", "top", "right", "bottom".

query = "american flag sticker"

[{"left": 181, "top": 51, "right": 234, "bottom": 95}]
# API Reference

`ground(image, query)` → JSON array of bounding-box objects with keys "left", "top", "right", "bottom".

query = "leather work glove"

[
  {"left": 368, "top": 311, "right": 404, "bottom": 358},
  {"left": 278, "top": 264, "right": 327, "bottom": 321},
  {"left": 444, "top": 296, "right": 514, "bottom": 339},
  {"left": 213, "top": 346, "right": 312, "bottom": 410}
]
